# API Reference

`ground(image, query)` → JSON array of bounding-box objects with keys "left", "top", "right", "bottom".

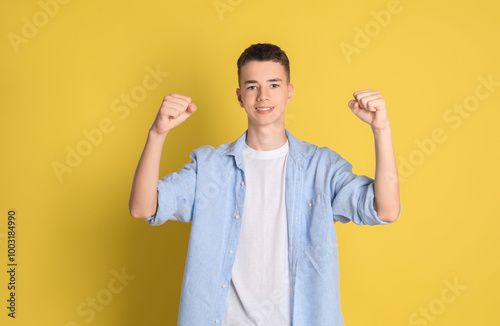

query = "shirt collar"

[{"left": 221, "top": 129, "right": 317, "bottom": 170}]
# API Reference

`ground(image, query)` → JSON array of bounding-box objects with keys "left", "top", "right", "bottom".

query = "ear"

[
  {"left": 236, "top": 88, "right": 244, "bottom": 108},
  {"left": 286, "top": 84, "right": 294, "bottom": 105}
]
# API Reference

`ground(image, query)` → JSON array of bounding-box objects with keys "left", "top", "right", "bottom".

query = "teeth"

[{"left": 256, "top": 107, "right": 272, "bottom": 111}]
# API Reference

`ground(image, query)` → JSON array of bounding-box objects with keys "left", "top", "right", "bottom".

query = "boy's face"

[{"left": 237, "top": 60, "right": 294, "bottom": 131}]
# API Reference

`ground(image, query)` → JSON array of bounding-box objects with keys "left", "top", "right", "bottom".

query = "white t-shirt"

[{"left": 223, "top": 140, "right": 291, "bottom": 326}]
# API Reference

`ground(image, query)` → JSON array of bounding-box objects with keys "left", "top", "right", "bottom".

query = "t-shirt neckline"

[{"left": 243, "top": 140, "right": 289, "bottom": 160}]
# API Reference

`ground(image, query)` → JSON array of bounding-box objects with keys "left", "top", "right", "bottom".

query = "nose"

[{"left": 257, "top": 87, "right": 270, "bottom": 102}]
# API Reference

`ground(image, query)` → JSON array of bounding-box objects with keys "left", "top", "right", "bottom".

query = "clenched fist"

[
  {"left": 151, "top": 93, "right": 197, "bottom": 135},
  {"left": 348, "top": 89, "right": 390, "bottom": 131}
]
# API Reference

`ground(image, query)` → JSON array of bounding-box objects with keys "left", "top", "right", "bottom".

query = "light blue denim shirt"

[{"left": 146, "top": 129, "right": 396, "bottom": 325}]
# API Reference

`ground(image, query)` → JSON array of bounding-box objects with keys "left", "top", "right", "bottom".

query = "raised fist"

[{"left": 151, "top": 93, "right": 197, "bottom": 135}]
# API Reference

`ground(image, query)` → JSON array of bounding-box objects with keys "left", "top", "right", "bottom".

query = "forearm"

[
  {"left": 372, "top": 126, "right": 400, "bottom": 222},
  {"left": 128, "top": 129, "right": 168, "bottom": 218}
]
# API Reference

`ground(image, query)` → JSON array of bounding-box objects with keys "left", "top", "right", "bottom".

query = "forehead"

[{"left": 240, "top": 60, "right": 286, "bottom": 81}]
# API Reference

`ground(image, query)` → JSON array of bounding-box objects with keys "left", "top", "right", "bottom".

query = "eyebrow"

[{"left": 244, "top": 78, "right": 283, "bottom": 85}]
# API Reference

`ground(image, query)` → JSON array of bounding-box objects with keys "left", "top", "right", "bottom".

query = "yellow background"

[{"left": 1, "top": 0, "right": 499, "bottom": 325}]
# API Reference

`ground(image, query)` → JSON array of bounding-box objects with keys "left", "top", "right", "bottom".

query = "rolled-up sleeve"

[
  {"left": 145, "top": 151, "right": 198, "bottom": 226},
  {"left": 331, "top": 155, "right": 395, "bottom": 226}
]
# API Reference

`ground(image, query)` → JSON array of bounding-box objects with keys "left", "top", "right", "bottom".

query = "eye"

[
  {"left": 270, "top": 84, "right": 280, "bottom": 88},
  {"left": 247, "top": 86, "right": 257, "bottom": 90}
]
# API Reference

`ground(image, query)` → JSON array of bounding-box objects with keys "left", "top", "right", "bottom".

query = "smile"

[{"left": 255, "top": 107, "right": 273, "bottom": 111}]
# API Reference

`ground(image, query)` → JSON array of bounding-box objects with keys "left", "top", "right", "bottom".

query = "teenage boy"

[{"left": 129, "top": 43, "right": 401, "bottom": 326}]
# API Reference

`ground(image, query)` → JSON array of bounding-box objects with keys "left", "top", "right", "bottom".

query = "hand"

[
  {"left": 151, "top": 93, "right": 197, "bottom": 135},
  {"left": 348, "top": 89, "right": 390, "bottom": 131}
]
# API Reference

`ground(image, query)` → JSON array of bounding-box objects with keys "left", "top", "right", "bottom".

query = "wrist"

[
  {"left": 371, "top": 124, "right": 392, "bottom": 135},
  {"left": 148, "top": 127, "right": 169, "bottom": 141}
]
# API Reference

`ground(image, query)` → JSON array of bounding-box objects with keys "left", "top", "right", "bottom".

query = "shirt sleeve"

[
  {"left": 145, "top": 150, "right": 198, "bottom": 226},
  {"left": 330, "top": 153, "right": 398, "bottom": 226}
]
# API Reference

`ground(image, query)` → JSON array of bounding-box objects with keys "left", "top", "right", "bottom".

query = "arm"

[
  {"left": 129, "top": 93, "right": 197, "bottom": 219},
  {"left": 348, "top": 89, "right": 400, "bottom": 222},
  {"left": 372, "top": 127, "right": 400, "bottom": 222},
  {"left": 129, "top": 130, "right": 167, "bottom": 218}
]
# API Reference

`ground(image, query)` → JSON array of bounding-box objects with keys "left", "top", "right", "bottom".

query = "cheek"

[
  {"left": 280, "top": 92, "right": 290, "bottom": 104},
  {"left": 243, "top": 94, "right": 254, "bottom": 105}
]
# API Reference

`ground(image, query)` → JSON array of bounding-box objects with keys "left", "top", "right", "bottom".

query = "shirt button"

[
  {"left": 228, "top": 250, "right": 233, "bottom": 254},
  {"left": 235, "top": 215, "right": 240, "bottom": 219},
  {"left": 240, "top": 181, "right": 245, "bottom": 186},
  {"left": 221, "top": 284, "right": 226, "bottom": 288},
  {"left": 308, "top": 202, "right": 312, "bottom": 207},
  {"left": 215, "top": 319, "right": 220, "bottom": 324}
]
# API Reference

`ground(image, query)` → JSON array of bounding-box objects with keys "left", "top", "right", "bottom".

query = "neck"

[{"left": 245, "top": 125, "right": 287, "bottom": 151}]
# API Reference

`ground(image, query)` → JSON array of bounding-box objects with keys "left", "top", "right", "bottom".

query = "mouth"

[{"left": 255, "top": 106, "right": 274, "bottom": 114}]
